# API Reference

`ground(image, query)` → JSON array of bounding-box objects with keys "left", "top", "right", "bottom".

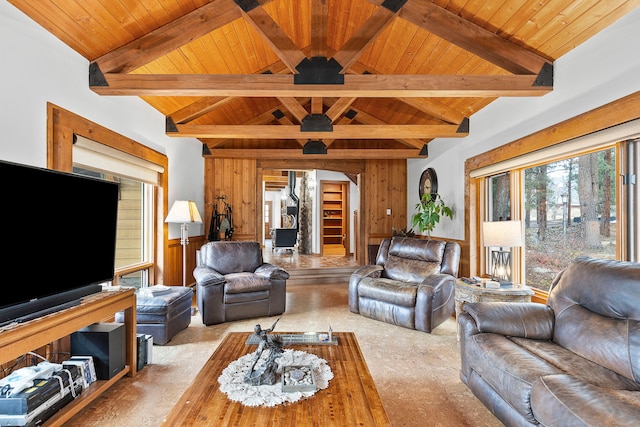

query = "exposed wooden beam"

[
  {"left": 93, "top": 73, "right": 551, "bottom": 97},
  {"left": 391, "top": 0, "right": 551, "bottom": 75},
  {"left": 170, "top": 96, "right": 235, "bottom": 124},
  {"left": 240, "top": 5, "right": 306, "bottom": 73},
  {"left": 204, "top": 148, "right": 424, "bottom": 159},
  {"left": 325, "top": 98, "right": 357, "bottom": 122},
  {"left": 277, "top": 98, "right": 309, "bottom": 123},
  {"left": 332, "top": 6, "right": 400, "bottom": 72},
  {"left": 310, "top": 0, "right": 328, "bottom": 57},
  {"left": 169, "top": 124, "right": 466, "bottom": 139},
  {"left": 347, "top": 107, "right": 429, "bottom": 149},
  {"left": 93, "top": 0, "right": 268, "bottom": 73}
]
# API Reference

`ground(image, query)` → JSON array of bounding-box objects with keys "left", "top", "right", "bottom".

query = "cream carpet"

[{"left": 63, "top": 283, "right": 502, "bottom": 427}]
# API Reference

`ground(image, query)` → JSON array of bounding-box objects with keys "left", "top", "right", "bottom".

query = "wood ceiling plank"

[
  {"left": 396, "top": 0, "right": 551, "bottom": 74},
  {"left": 332, "top": 6, "right": 400, "bottom": 72},
  {"left": 542, "top": 1, "right": 640, "bottom": 59},
  {"left": 94, "top": 0, "right": 255, "bottom": 73},
  {"left": 240, "top": 5, "right": 307, "bottom": 73},
  {"left": 94, "top": 73, "right": 551, "bottom": 97},
  {"left": 170, "top": 124, "right": 465, "bottom": 139}
]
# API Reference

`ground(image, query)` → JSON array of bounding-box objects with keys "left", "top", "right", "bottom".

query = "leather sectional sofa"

[
  {"left": 349, "top": 236, "right": 460, "bottom": 333},
  {"left": 458, "top": 256, "right": 640, "bottom": 426}
]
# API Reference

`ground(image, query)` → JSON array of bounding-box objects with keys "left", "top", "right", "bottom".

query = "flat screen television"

[{"left": 0, "top": 159, "right": 119, "bottom": 326}]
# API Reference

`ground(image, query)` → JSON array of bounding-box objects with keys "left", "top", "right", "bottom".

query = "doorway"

[{"left": 320, "top": 180, "right": 350, "bottom": 256}]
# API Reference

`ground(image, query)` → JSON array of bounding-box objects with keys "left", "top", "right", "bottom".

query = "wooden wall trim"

[{"left": 46, "top": 103, "right": 170, "bottom": 284}]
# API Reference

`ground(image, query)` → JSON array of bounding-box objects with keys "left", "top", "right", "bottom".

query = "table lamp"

[
  {"left": 482, "top": 220, "right": 523, "bottom": 285},
  {"left": 165, "top": 200, "right": 202, "bottom": 286}
]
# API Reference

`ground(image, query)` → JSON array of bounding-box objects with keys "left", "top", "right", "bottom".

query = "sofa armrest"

[
  {"left": 348, "top": 265, "right": 384, "bottom": 313},
  {"left": 255, "top": 263, "right": 290, "bottom": 280},
  {"left": 463, "top": 302, "right": 555, "bottom": 339},
  {"left": 193, "top": 266, "right": 225, "bottom": 287}
]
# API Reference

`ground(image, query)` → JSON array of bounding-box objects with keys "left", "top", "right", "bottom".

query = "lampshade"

[
  {"left": 482, "top": 220, "right": 523, "bottom": 248},
  {"left": 165, "top": 200, "right": 202, "bottom": 224}
]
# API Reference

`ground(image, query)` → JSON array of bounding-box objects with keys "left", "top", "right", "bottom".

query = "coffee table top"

[{"left": 161, "top": 331, "right": 390, "bottom": 426}]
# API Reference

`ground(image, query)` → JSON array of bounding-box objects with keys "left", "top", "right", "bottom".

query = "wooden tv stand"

[{"left": 0, "top": 288, "right": 137, "bottom": 426}]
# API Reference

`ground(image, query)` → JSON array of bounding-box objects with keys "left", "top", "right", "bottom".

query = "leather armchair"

[
  {"left": 194, "top": 241, "right": 289, "bottom": 325},
  {"left": 349, "top": 237, "right": 460, "bottom": 333}
]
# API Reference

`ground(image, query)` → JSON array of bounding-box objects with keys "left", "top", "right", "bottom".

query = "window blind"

[
  {"left": 469, "top": 118, "right": 640, "bottom": 178},
  {"left": 73, "top": 135, "right": 164, "bottom": 184}
]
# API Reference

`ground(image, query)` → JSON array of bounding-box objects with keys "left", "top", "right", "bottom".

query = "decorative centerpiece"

[
  {"left": 244, "top": 318, "right": 283, "bottom": 386},
  {"left": 282, "top": 365, "right": 316, "bottom": 393}
]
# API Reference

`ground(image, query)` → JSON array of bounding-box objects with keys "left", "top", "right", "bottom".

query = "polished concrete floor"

[{"left": 63, "top": 247, "right": 502, "bottom": 427}]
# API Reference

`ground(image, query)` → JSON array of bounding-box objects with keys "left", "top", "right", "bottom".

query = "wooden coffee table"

[{"left": 161, "top": 332, "right": 390, "bottom": 426}]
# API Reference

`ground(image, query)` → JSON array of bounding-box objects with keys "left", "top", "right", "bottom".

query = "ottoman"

[{"left": 116, "top": 285, "right": 193, "bottom": 345}]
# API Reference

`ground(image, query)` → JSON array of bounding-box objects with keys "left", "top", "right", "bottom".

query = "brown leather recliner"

[
  {"left": 349, "top": 236, "right": 460, "bottom": 333},
  {"left": 194, "top": 241, "right": 289, "bottom": 325}
]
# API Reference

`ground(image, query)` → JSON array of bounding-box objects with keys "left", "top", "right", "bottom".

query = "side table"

[{"left": 454, "top": 279, "right": 534, "bottom": 339}]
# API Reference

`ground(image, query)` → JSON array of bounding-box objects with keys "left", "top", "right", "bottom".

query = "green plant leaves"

[{"left": 411, "top": 193, "right": 453, "bottom": 236}]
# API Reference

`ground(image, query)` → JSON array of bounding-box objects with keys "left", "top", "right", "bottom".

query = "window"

[
  {"left": 472, "top": 121, "right": 640, "bottom": 294},
  {"left": 523, "top": 149, "right": 618, "bottom": 291},
  {"left": 72, "top": 135, "right": 162, "bottom": 290}
]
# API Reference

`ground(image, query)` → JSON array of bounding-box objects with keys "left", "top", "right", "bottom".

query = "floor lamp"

[
  {"left": 165, "top": 200, "right": 202, "bottom": 286},
  {"left": 482, "top": 220, "right": 523, "bottom": 285}
]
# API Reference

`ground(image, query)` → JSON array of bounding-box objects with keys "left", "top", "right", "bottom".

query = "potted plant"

[{"left": 411, "top": 193, "right": 453, "bottom": 237}]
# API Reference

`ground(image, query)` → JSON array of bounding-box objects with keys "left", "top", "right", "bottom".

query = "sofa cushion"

[
  {"left": 531, "top": 374, "right": 640, "bottom": 427},
  {"left": 358, "top": 278, "right": 417, "bottom": 307},
  {"left": 381, "top": 238, "right": 445, "bottom": 283},
  {"left": 548, "top": 257, "right": 640, "bottom": 383},
  {"left": 510, "top": 338, "right": 640, "bottom": 391},
  {"left": 224, "top": 273, "right": 271, "bottom": 294},
  {"left": 465, "top": 333, "right": 562, "bottom": 422}
]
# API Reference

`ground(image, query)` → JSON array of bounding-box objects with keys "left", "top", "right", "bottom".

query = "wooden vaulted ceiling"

[{"left": 9, "top": 0, "right": 640, "bottom": 159}]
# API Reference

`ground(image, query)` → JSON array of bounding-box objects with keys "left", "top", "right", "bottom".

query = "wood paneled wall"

[{"left": 203, "top": 156, "right": 407, "bottom": 265}]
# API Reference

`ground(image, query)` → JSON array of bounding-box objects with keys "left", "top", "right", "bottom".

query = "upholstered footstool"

[{"left": 116, "top": 285, "right": 193, "bottom": 345}]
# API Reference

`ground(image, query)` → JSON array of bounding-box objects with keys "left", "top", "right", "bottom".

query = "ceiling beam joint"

[
  {"left": 294, "top": 57, "right": 344, "bottom": 85},
  {"left": 381, "top": 0, "right": 408, "bottom": 13}
]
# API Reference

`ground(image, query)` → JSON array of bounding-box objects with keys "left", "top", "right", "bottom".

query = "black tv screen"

[{"left": 0, "top": 160, "right": 119, "bottom": 326}]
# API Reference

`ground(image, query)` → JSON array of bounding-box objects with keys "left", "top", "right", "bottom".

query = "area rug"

[{"left": 217, "top": 349, "right": 333, "bottom": 407}]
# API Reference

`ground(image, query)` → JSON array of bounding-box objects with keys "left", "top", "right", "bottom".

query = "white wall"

[
  {"left": 0, "top": 2, "right": 204, "bottom": 239},
  {"left": 408, "top": 7, "right": 640, "bottom": 241}
]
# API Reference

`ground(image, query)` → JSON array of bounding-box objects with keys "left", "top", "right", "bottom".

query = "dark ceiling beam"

[
  {"left": 386, "top": 0, "right": 552, "bottom": 75},
  {"left": 92, "top": 73, "right": 551, "bottom": 97},
  {"left": 240, "top": 4, "right": 306, "bottom": 73},
  {"left": 310, "top": 0, "right": 328, "bottom": 58},
  {"left": 332, "top": 6, "right": 401, "bottom": 73},
  {"left": 92, "top": 0, "right": 274, "bottom": 74}
]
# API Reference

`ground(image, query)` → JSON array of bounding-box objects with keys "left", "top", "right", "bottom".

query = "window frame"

[
  {"left": 464, "top": 92, "right": 640, "bottom": 302},
  {"left": 46, "top": 103, "right": 169, "bottom": 285}
]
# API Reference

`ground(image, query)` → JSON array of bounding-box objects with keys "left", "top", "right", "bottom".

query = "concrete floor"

[{"left": 63, "top": 277, "right": 502, "bottom": 427}]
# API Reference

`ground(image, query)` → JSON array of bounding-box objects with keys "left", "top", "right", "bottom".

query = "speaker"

[{"left": 71, "top": 322, "right": 125, "bottom": 380}]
